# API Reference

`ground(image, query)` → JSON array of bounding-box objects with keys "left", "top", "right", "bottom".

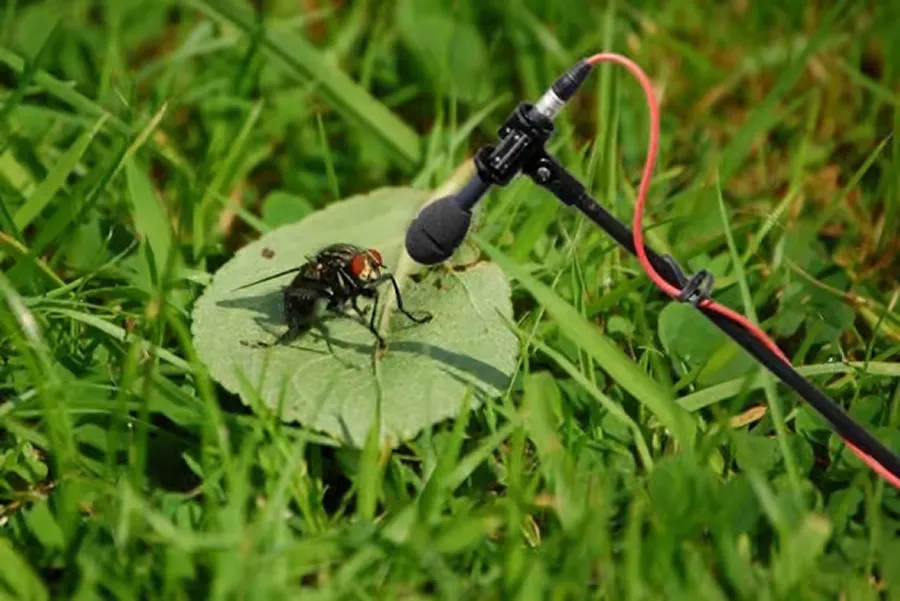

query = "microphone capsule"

[{"left": 404, "top": 173, "right": 491, "bottom": 265}]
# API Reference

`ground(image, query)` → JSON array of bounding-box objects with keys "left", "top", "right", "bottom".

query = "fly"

[{"left": 233, "top": 243, "right": 432, "bottom": 348}]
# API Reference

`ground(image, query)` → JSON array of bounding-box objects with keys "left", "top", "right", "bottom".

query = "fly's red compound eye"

[
  {"left": 368, "top": 249, "right": 383, "bottom": 266},
  {"left": 350, "top": 253, "right": 367, "bottom": 276}
]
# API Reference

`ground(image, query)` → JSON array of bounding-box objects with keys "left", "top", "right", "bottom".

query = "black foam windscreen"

[{"left": 404, "top": 196, "right": 473, "bottom": 265}]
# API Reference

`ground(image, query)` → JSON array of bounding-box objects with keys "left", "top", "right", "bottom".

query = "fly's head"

[{"left": 349, "top": 248, "right": 385, "bottom": 286}]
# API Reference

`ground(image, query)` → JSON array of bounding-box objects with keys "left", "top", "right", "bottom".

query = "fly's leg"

[
  {"left": 364, "top": 290, "right": 386, "bottom": 348},
  {"left": 322, "top": 293, "right": 384, "bottom": 347},
  {"left": 350, "top": 295, "right": 370, "bottom": 317},
  {"left": 377, "top": 274, "right": 433, "bottom": 324},
  {"left": 351, "top": 295, "right": 369, "bottom": 321}
]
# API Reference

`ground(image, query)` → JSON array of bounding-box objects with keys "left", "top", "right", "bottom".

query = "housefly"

[{"left": 233, "top": 243, "right": 432, "bottom": 347}]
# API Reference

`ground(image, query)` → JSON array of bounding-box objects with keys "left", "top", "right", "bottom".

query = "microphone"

[
  {"left": 405, "top": 172, "right": 490, "bottom": 265},
  {"left": 404, "top": 60, "right": 594, "bottom": 265}
]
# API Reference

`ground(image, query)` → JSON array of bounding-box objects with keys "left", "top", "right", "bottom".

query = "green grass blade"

[
  {"left": 715, "top": 174, "right": 801, "bottom": 497},
  {"left": 12, "top": 116, "right": 108, "bottom": 231},
  {"left": 193, "top": 100, "right": 263, "bottom": 259},
  {"left": 188, "top": 0, "right": 421, "bottom": 168},
  {"left": 715, "top": 0, "right": 851, "bottom": 184},
  {"left": 126, "top": 158, "right": 174, "bottom": 278},
  {"left": 475, "top": 234, "right": 696, "bottom": 448},
  {"left": 678, "top": 361, "right": 900, "bottom": 411},
  {"left": 44, "top": 307, "right": 190, "bottom": 371},
  {"left": 0, "top": 538, "right": 48, "bottom": 601},
  {"left": 0, "top": 20, "right": 60, "bottom": 132},
  {"left": 506, "top": 314, "right": 653, "bottom": 469},
  {"left": 0, "top": 47, "right": 128, "bottom": 135}
]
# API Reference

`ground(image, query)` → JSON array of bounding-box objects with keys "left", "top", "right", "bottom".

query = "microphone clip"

[
  {"left": 471, "top": 102, "right": 588, "bottom": 209},
  {"left": 472, "top": 103, "right": 555, "bottom": 187}
]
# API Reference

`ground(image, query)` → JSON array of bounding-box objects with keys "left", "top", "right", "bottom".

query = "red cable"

[{"left": 584, "top": 52, "right": 900, "bottom": 491}]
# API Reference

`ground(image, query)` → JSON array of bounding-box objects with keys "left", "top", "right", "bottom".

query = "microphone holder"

[{"left": 466, "top": 102, "right": 900, "bottom": 476}]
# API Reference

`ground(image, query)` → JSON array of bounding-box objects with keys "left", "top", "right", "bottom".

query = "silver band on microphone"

[{"left": 532, "top": 89, "right": 566, "bottom": 120}]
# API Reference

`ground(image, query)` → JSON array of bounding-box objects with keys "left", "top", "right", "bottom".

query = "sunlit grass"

[{"left": 1, "top": 0, "right": 899, "bottom": 598}]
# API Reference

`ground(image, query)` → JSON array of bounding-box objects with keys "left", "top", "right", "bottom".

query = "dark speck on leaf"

[{"left": 262, "top": 248, "right": 275, "bottom": 259}]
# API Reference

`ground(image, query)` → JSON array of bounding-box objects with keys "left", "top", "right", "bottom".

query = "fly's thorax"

[
  {"left": 317, "top": 243, "right": 364, "bottom": 265},
  {"left": 291, "top": 261, "right": 323, "bottom": 284}
]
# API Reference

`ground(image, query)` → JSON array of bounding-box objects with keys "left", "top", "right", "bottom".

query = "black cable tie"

[
  {"left": 677, "top": 269, "right": 715, "bottom": 306},
  {"left": 661, "top": 254, "right": 689, "bottom": 287},
  {"left": 661, "top": 254, "right": 714, "bottom": 306}
]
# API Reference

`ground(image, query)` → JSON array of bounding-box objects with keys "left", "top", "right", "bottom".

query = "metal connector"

[{"left": 532, "top": 88, "right": 566, "bottom": 120}]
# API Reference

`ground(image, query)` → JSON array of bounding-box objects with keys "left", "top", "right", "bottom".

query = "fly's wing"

[{"left": 231, "top": 265, "right": 304, "bottom": 291}]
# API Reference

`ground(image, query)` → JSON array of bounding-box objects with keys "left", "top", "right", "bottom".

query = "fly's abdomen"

[{"left": 283, "top": 285, "right": 320, "bottom": 331}]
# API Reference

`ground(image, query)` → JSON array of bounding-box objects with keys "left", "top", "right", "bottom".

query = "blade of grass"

[
  {"left": 43, "top": 307, "right": 190, "bottom": 371},
  {"left": 111, "top": 101, "right": 170, "bottom": 182},
  {"left": 0, "top": 538, "right": 48, "bottom": 601},
  {"left": 417, "top": 391, "right": 473, "bottom": 523},
  {"left": 0, "top": 47, "right": 128, "bottom": 135},
  {"left": 0, "top": 232, "right": 63, "bottom": 287},
  {"left": 125, "top": 158, "right": 175, "bottom": 278},
  {"left": 475, "top": 234, "right": 696, "bottom": 448},
  {"left": 0, "top": 271, "right": 78, "bottom": 539},
  {"left": 358, "top": 380, "right": 385, "bottom": 522},
  {"left": 11, "top": 115, "right": 108, "bottom": 232},
  {"left": 0, "top": 20, "right": 60, "bottom": 133},
  {"left": 9, "top": 132, "right": 130, "bottom": 281},
  {"left": 715, "top": 0, "right": 851, "bottom": 184},
  {"left": 188, "top": 0, "right": 421, "bottom": 168},
  {"left": 815, "top": 133, "right": 892, "bottom": 230},
  {"left": 678, "top": 361, "right": 900, "bottom": 412},
  {"left": 315, "top": 112, "right": 340, "bottom": 200},
  {"left": 193, "top": 100, "right": 262, "bottom": 260},
  {"left": 714, "top": 173, "right": 801, "bottom": 498},
  {"left": 0, "top": 0, "right": 17, "bottom": 45},
  {"left": 836, "top": 58, "right": 899, "bottom": 108},
  {"left": 507, "top": 315, "right": 653, "bottom": 469}
]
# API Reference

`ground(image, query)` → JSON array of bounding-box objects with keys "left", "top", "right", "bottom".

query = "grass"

[{"left": 1, "top": 0, "right": 900, "bottom": 598}]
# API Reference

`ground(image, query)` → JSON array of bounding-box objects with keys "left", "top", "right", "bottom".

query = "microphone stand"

[{"left": 467, "top": 102, "right": 900, "bottom": 477}]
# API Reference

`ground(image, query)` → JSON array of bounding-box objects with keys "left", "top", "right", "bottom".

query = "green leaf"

[
  {"left": 191, "top": 187, "right": 518, "bottom": 447},
  {"left": 59, "top": 217, "right": 107, "bottom": 270},
  {"left": 0, "top": 538, "right": 47, "bottom": 601},
  {"left": 732, "top": 430, "right": 782, "bottom": 475},
  {"left": 657, "top": 303, "right": 756, "bottom": 384},
  {"left": 825, "top": 487, "right": 863, "bottom": 534},
  {"left": 782, "top": 223, "right": 829, "bottom": 275},
  {"left": 606, "top": 315, "right": 634, "bottom": 338},
  {"left": 795, "top": 404, "right": 829, "bottom": 436},
  {"left": 21, "top": 500, "right": 65, "bottom": 552},
  {"left": 775, "top": 275, "right": 856, "bottom": 343},
  {"left": 772, "top": 513, "right": 833, "bottom": 596},
  {"left": 658, "top": 303, "right": 720, "bottom": 367},
  {"left": 261, "top": 190, "right": 315, "bottom": 227}
]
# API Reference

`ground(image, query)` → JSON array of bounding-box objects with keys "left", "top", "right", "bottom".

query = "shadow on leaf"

[
  {"left": 215, "top": 286, "right": 509, "bottom": 392},
  {"left": 216, "top": 288, "right": 285, "bottom": 327}
]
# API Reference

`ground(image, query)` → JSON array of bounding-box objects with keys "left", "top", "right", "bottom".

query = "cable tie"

[{"left": 661, "top": 254, "right": 715, "bottom": 307}]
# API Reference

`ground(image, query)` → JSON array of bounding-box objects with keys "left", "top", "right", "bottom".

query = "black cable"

[{"left": 569, "top": 190, "right": 900, "bottom": 478}]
